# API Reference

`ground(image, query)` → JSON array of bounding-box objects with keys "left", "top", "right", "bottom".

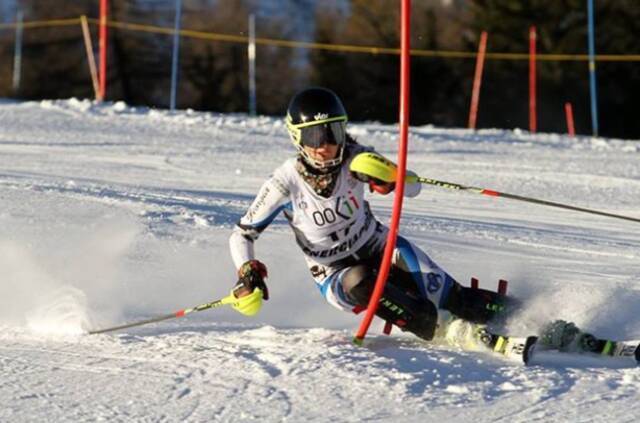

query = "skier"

[
  {"left": 227, "top": 87, "right": 591, "bottom": 353},
  {"left": 226, "top": 86, "right": 516, "bottom": 345}
]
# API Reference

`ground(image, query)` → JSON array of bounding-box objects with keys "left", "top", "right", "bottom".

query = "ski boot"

[
  {"left": 433, "top": 310, "right": 490, "bottom": 351},
  {"left": 539, "top": 319, "right": 597, "bottom": 352},
  {"left": 443, "top": 282, "right": 520, "bottom": 325}
]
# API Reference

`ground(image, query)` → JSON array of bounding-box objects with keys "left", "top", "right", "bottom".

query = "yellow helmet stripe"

[{"left": 288, "top": 115, "right": 348, "bottom": 129}]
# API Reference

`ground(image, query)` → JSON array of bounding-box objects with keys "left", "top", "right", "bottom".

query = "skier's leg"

[
  {"left": 392, "top": 236, "right": 454, "bottom": 309},
  {"left": 444, "top": 283, "right": 518, "bottom": 324},
  {"left": 340, "top": 264, "right": 439, "bottom": 341},
  {"left": 393, "top": 236, "right": 515, "bottom": 324},
  {"left": 315, "top": 266, "right": 363, "bottom": 313}
]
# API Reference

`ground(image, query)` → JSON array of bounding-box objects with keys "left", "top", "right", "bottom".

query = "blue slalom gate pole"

[
  {"left": 170, "top": 0, "right": 183, "bottom": 111},
  {"left": 587, "top": 0, "right": 599, "bottom": 137}
]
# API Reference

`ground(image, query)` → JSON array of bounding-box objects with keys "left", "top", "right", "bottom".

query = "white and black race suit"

[{"left": 229, "top": 144, "right": 455, "bottom": 313}]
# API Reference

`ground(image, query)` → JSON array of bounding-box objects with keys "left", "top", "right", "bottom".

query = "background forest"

[{"left": 0, "top": 0, "right": 638, "bottom": 139}]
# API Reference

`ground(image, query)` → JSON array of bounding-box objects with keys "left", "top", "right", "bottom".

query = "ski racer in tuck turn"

[{"left": 227, "top": 86, "right": 595, "bottom": 355}]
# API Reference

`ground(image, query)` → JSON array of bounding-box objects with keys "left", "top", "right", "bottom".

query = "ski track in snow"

[
  {"left": 1, "top": 324, "right": 639, "bottom": 422},
  {"left": 0, "top": 99, "right": 639, "bottom": 422}
]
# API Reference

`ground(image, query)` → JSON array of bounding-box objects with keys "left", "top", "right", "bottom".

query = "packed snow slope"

[{"left": 0, "top": 99, "right": 639, "bottom": 422}]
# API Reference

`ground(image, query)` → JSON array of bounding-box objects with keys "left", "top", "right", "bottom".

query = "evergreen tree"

[
  {"left": 1, "top": 0, "right": 638, "bottom": 138},
  {"left": 179, "top": 0, "right": 295, "bottom": 114},
  {"left": 469, "top": 0, "right": 640, "bottom": 138},
  {"left": 0, "top": 1, "right": 95, "bottom": 100},
  {"left": 309, "top": 0, "right": 468, "bottom": 127}
]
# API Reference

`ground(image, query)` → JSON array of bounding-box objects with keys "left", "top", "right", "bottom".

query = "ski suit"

[{"left": 229, "top": 143, "right": 458, "bottom": 322}]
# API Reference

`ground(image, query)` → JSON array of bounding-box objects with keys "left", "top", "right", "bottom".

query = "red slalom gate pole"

[
  {"left": 529, "top": 26, "right": 537, "bottom": 133},
  {"left": 354, "top": 0, "right": 411, "bottom": 344},
  {"left": 98, "top": 0, "right": 108, "bottom": 101},
  {"left": 565, "top": 102, "right": 575, "bottom": 136},
  {"left": 468, "top": 31, "right": 487, "bottom": 130}
]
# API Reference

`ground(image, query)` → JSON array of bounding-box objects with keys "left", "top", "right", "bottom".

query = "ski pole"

[
  {"left": 87, "top": 294, "right": 236, "bottom": 335},
  {"left": 409, "top": 175, "right": 640, "bottom": 224}
]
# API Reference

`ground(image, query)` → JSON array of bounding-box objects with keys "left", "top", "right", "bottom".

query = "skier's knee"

[
  {"left": 341, "top": 264, "right": 375, "bottom": 306},
  {"left": 341, "top": 265, "right": 439, "bottom": 341}
]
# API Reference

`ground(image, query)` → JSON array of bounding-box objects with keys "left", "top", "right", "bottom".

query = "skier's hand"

[
  {"left": 233, "top": 260, "right": 269, "bottom": 300},
  {"left": 229, "top": 287, "right": 264, "bottom": 317},
  {"left": 349, "top": 152, "right": 420, "bottom": 191},
  {"left": 352, "top": 171, "right": 395, "bottom": 195},
  {"left": 349, "top": 152, "right": 397, "bottom": 195},
  {"left": 349, "top": 152, "right": 397, "bottom": 183},
  {"left": 368, "top": 179, "right": 395, "bottom": 195}
]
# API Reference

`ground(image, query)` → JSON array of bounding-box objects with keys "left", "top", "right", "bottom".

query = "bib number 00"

[{"left": 312, "top": 208, "right": 337, "bottom": 226}]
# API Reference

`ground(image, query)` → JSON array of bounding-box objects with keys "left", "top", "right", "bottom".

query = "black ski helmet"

[{"left": 286, "top": 87, "right": 348, "bottom": 170}]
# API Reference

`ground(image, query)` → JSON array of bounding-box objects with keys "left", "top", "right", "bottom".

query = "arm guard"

[{"left": 349, "top": 151, "right": 421, "bottom": 197}]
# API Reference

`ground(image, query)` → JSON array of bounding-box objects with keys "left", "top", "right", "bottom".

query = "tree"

[
  {"left": 469, "top": 0, "right": 640, "bottom": 138},
  {"left": 0, "top": 1, "right": 96, "bottom": 100},
  {"left": 309, "top": 0, "right": 469, "bottom": 127},
  {"left": 107, "top": 0, "right": 177, "bottom": 106},
  {"left": 102, "top": 0, "right": 298, "bottom": 113}
]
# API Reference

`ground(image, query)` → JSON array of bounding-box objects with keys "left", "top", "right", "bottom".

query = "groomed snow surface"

[{"left": 1, "top": 99, "right": 639, "bottom": 422}]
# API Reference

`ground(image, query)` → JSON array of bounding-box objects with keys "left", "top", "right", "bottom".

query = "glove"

[
  {"left": 351, "top": 171, "right": 395, "bottom": 195},
  {"left": 350, "top": 152, "right": 397, "bottom": 195},
  {"left": 368, "top": 179, "right": 395, "bottom": 195},
  {"left": 233, "top": 260, "right": 269, "bottom": 300},
  {"left": 350, "top": 152, "right": 422, "bottom": 195},
  {"left": 230, "top": 287, "right": 264, "bottom": 317}
]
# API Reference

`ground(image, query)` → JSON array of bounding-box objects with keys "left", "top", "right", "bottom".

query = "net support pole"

[
  {"left": 12, "top": 10, "right": 23, "bottom": 93},
  {"left": 80, "top": 15, "right": 100, "bottom": 99},
  {"left": 170, "top": 0, "right": 183, "bottom": 111}
]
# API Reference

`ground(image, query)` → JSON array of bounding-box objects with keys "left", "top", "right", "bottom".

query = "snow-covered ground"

[{"left": 0, "top": 98, "right": 639, "bottom": 422}]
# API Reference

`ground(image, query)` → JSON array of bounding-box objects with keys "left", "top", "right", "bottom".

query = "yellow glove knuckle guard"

[
  {"left": 230, "top": 288, "right": 263, "bottom": 316},
  {"left": 349, "top": 152, "right": 397, "bottom": 183}
]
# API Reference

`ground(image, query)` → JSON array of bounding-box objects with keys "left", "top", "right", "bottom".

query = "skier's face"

[{"left": 303, "top": 143, "right": 339, "bottom": 162}]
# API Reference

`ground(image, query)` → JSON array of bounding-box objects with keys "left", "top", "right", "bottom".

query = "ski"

[
  {"left": 476, "top": 329, "right": 538, "bottom": 364},
  {"left": 603, "top": 340, "right": 640, "bottom": 361},
  {"left": 432, "top": 317, "right": 638, "bottom": 366},
  {"left": 525, "top": 336, "right": 640, "bottom": 365}
]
